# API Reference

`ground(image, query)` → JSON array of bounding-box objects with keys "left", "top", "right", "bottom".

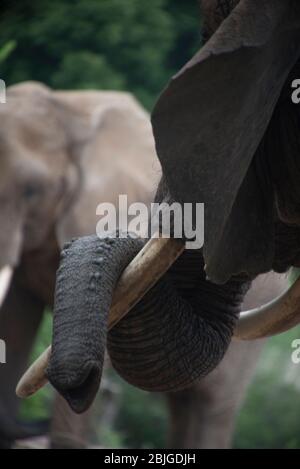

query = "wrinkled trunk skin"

[
  {"left": 47, "top": 235, "right": 143, "bottom": 413},
  {"left": 47, "top": 234, "right": 250, "bottom": 414}
]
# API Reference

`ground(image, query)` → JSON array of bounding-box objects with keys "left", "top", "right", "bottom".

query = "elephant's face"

[
  {"left": 0, "top": 111, "right": 63, "bottom": 266},
  {"left": 0, "top": 83, "right": 84, "bottom": 271}
]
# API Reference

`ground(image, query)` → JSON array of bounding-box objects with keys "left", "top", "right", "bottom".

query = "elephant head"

[
  {"left": 0, "top": 82, "right": 158, "bottom": 306},
  {"left": 45, "top": 0, "right": 300, "bottom": 414},
  {"left": 0, "top": 82, "right": 85, "bottom": 293}
]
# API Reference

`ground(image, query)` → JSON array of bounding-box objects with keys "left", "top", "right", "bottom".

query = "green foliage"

[
  {"left": 52, "top": 52, "right": 125, "bottom": 91},
  {"left": 0, "top": 40, "right": 16, "bottom": 64},
  {"left": 113, "top": 377, "right": 168, "bottom": 449},
  {"left": 234, "top": 326, "right": 300, "bottom": 449},
  {"left": 19, "top": 311, "right": 54, "bottom": 422},
  {"left": 0, "top": 0, "right": 201, "bottom": 108}
]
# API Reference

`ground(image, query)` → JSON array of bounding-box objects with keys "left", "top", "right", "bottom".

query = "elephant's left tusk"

[
  {"left": 0, "top": 266, "right": 13, "bottom": 309},
  {"left": 16, "top": 236, "right": 185, "bottom": 398},
  {"left": 234, "top": 276, "right": 300, "bottom": 340}
]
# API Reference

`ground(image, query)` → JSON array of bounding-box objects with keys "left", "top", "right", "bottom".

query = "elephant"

[
  {"left": 0, "top": 81, "right": 159, "bottom": 448},
  {"left": 43, "top": 0, "right": 300, "bottom": 430}
]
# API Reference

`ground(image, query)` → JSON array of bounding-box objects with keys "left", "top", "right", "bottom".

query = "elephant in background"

[
  {"left": 44, "top": 0, "right": 300, "bottom": 450},
  {"left": 0, "top": 81, "right": 159, "bottom": 448}
]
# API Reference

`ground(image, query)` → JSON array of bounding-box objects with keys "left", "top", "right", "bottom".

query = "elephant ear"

[
  {"left": 53, "top": 92, "right": 160, "bottom": 247},
  {"left": 151, "top": 0, "right": 300, "bottom": 284}
]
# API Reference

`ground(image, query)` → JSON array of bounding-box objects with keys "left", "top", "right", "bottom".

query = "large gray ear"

[
  {"left": 49, "top": 94, "right": 93, "bottom": 157},
  {"left": 48, "top": 94, "right": 97, "bottom": 247},
  {"left": 152, "top": 0, "right": 300, "bottom": 284},
  {"left": 53, "top": 92, "right": 160, "bottom": 247}
]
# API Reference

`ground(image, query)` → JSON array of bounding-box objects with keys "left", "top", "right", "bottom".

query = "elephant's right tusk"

[
  {"left": 16, "top": 236, "right": 185, "bottom": 398},
  {"left": 0, "top": 266, "right": 13, "bottom": 309},
  {"left": 235, "top": 276, "right": 300, "bottom": 340},
  {"left": 16, "top": 346, "right": 52, "bottom": 398}
]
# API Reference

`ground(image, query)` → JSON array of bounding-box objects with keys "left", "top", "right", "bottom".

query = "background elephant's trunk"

[{"left": 48, "top": 234, "right": 250, "bottom": 414}]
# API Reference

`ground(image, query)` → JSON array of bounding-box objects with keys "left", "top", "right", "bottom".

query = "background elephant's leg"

[
  {"left": 166, "top": 386, "right": 204, "bottom": 449},
  {"left": 166, "top": 386, "right": 238, "bottom": 449},
  {"left": 50, "top": 393, "right": 92, "bottom": 449},
  {"left": 166, "top": 340, "right": 264, "bottom": 449},
  {"left": 166, "top": 386, "right": 237, "bottom": 449},
  {"left": 0, "top": 275, "right": 44, "bottom": 448}
]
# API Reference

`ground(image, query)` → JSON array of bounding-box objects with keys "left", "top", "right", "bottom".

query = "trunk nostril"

[{"left": 47, "top": 361, "right": 101, "bottom": 415}]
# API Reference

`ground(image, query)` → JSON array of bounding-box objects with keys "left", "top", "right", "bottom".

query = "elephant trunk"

[
  {"left": 47, "top": 235, "right": 143, "bottom": 414},
  {"left": 47, "top": 234, "right": 250, "bottom": 414},
  {"left": 108, "top": 249, "right": 250, "bottom": 392}
]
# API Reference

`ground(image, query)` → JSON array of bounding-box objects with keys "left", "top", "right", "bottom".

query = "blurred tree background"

[
  {"left": 1, "top": 0, "right": 300, "bottom": 449},
  {"left": 0, "top": 0, "right": 201, "bottom": 109}
]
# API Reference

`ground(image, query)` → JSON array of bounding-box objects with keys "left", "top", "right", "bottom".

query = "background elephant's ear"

[
  {"left": 48, "top": 94, "right": 95, "bottom": 247},
  {"left": 53, "top": 92, "right": 160, "bottom": 247},
  {"left": 42, "top": 91, "right": 92, "bottom": 248},
  {"left": 151, "top": 0, "right": 300, "bottom": 284}
]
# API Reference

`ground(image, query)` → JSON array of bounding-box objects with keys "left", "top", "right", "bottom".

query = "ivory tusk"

[
  {"left": 16, "top": 346, "right": 52, "bottom": 398},
  {"left": 16, "top": 236, "right": 185, "bottom": 398},
  {"left": 18, "top": 237, "right": 300, "bottom": 397},
  {"left": 234, "top": 276, "right": 300, "bottom": 340},
  {"left": 0, "top": 266, "right": 13, "bottom": 309}
]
